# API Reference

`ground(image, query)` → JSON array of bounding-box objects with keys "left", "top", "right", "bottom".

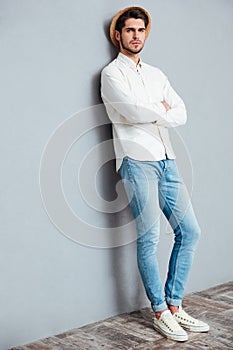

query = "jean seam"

[
  {"left": 124, "top": 159, "right": 147, "bottom": 234},
  {"left": 125, "top": 159, "right": 162, "bottom": 307},
  {"left": 158, "top": 186, "right": 184, "bottom": 303}
]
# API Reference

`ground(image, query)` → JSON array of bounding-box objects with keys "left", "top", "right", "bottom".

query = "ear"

[{"left": 114, "top": 30, "right": 121, "bottom": 42}]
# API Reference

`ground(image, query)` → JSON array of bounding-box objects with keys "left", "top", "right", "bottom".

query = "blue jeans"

[{"left": 119, "top": 157, "right": 201, "bottom": 312}]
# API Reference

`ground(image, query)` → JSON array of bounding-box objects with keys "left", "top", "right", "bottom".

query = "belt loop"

[{"left": 161, "top": 160, "right": 165, "bottom": 171}]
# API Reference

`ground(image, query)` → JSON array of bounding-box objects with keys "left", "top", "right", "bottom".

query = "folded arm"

[
  {"left": 101, "top": 67, "right": 166, "bottom": 124},
  {"left": 101, "top": 67, "right": 187, "bottom": 127},
  {"left": 153, "top": 77, "right": 187, "bottom": 127}
]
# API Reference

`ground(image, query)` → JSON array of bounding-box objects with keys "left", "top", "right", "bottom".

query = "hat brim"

[{"left": 110, "top": 6, "right": 152, "bottom": 47}]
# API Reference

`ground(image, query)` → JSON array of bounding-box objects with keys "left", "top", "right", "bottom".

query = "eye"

[
  {"left": 139, "top": 28, "right": 145, "bottom": 32},
  {"left": 126, "top": 29, "right": 132, "bottom": 33}
]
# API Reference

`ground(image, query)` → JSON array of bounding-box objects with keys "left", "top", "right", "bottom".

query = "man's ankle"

[
  {"left": 155, "top": 308, "right": 169, "bottom": 319},
  {"left": 168, "top": 305, "right": 179, "bottom": 315}
]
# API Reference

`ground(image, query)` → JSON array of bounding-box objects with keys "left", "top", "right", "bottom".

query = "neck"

[{"left": 120, "top": 49, "right": 140, "bottom": 65}]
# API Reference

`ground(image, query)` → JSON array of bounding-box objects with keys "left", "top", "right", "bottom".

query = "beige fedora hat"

[{"left": 109, "top": 6, "right": 152, "bottom": 47}]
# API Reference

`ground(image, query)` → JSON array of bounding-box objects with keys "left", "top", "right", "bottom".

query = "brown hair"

[{"left": 115, "top": 7, "right": 149, "bottom": 33}]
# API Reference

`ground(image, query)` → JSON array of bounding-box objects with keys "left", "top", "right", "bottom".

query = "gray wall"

[{"left": 1, "top": 0, "right": 232, "bottom": 348}]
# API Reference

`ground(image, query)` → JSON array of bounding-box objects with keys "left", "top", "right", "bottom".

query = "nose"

[{"left": 133, "top": 30, "right": 139, "bottom": 39}]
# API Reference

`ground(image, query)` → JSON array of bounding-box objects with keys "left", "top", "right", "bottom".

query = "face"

[{"left": 115, "top": 18, "right": 146, "bottom": 55}]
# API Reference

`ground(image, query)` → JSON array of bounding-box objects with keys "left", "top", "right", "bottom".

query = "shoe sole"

[
  {"left": 153, "top": 323, "right": 189, "bottom": 342},
  {"left": 179, "top": 324, "right": 210, "bottom": 333}
]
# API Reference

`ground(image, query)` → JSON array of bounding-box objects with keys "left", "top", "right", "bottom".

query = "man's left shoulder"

[{"left": 143, "top": 62, "right": 167, "bottom": 79}]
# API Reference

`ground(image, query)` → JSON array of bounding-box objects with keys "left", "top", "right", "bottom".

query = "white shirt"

[{"left": 101, "top": 52, "right": 187, "bottom": 171}]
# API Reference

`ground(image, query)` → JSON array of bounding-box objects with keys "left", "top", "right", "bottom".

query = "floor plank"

[{"left": 10, "top": 281, "right": 233, "bottom": 350}]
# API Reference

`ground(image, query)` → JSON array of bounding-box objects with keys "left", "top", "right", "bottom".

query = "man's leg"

[
  {"left": 158, "top": 159, "right": 209, "bottom": 332},
  {"left": 158, "top": 159, "right": 201, "bottom": 307},
  {"left": 119, "top": 156, "right": 167, "bottom": 312},
  {"left": 119, "top": 157, "right": 189, "bottom": 341}
]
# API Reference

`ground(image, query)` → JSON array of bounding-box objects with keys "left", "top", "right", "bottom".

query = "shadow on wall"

[
  {"left": 90, "top": 19, "right": 118, "bottom": 106},
  {"left": 103, "top": 18, "right": 119, "bottom": 62},
  {"left": 88, "top": 20, "right": 145, "bottom": 313}
]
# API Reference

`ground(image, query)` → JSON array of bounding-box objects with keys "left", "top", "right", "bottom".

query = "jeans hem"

[
  {"left": 166, "top": 297, "right": 182, "bottom": 307},
  {"left": 151, "top": 301, "right": 168, "bottom": 312}
]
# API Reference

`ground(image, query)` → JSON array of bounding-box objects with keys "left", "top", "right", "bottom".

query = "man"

[{"left": 101, "top": 6, "right": 209, "bottom": 342}]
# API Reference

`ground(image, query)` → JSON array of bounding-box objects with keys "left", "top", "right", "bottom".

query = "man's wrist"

[{"left": 161, "top": 100, "right": 171, "bottom": 112}]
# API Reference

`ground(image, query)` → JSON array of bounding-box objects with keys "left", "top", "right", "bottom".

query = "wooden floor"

[{"left": 12, "top": 281, "right": 233, "bottom": 350}]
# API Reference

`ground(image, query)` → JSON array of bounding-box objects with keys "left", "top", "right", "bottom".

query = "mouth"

[{"left": 131, "top": 41, "right": 141, "bottom": 45}]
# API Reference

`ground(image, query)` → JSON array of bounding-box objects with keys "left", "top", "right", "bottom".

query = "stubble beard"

[{"left": 120, "top": 37, "right": 144, "bottom": 55}]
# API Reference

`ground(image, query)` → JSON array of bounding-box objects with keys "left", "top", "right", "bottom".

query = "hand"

[{"left": 161, "top": 100, "right": 171, "bottom": 112}]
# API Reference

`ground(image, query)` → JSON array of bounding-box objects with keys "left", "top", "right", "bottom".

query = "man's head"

[{"left": 110, "top": 6, "right": 151, "bottom": 54}]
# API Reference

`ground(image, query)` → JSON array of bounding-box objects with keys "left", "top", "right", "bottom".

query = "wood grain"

[{"left": 10, "top": 281, "right": 233, "bottom": 349}]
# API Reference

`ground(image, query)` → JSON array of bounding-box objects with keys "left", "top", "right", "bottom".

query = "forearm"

[
  {"left": 101, "top": 94, "right": 167, "bottom": 124},
  {"left": 153, "top": 78, "right": 188, "bottom": 128},
  {"left": 153, "top": 101, "right": 187, "bottom": 128}
]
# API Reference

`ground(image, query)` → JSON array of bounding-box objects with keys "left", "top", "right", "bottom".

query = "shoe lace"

[
  {"left": 161, "top": 314, "right": 183, "bottom": 332},
  {"left": 176, "top": 310, "right": 197, "bottom": 324}
]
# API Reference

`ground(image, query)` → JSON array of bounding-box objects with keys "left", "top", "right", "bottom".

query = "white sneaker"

[
  {"left": 153, "top": 310, "right": 188, "bottom": 342},
  {"left": 173, "top": 306, "right": 210, "bottom": 332}
]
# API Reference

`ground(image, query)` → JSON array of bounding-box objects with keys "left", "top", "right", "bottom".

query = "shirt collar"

[{"left": 117, "top": 52, "right": 142, "bottom": 70}]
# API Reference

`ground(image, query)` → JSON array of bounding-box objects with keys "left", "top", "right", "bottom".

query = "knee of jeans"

[
  {"left": 137, "top": 229, "right": 160, "bottom": 249},
  {"left": 188, "top": 224, "right": 201, "bottom": 245},
  {"left": 177, "top": 221, "right": 201, "bottom": 246}
]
